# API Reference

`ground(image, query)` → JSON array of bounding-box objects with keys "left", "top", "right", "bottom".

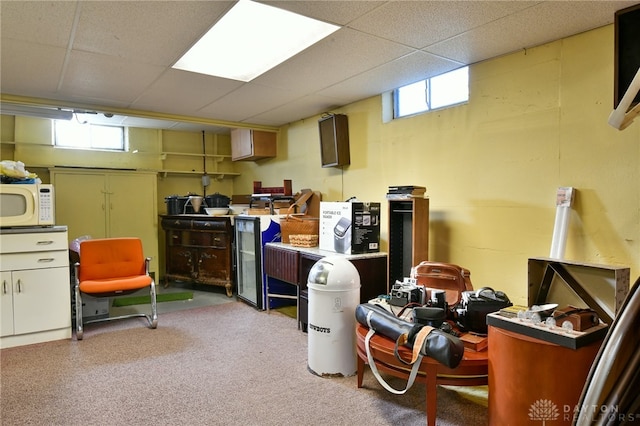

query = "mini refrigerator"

[{"left": 235, "top": 215, "right": 296, "bottom": 310}]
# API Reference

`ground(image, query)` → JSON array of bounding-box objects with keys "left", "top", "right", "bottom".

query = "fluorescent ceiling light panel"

[
  {"left": 173, "top": 0, "right": 339, "bottom": 82},
  {"left": 0, "top": 103, "right": 73, "bottom": 120}
]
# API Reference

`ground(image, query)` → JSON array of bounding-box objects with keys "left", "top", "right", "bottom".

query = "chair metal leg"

[
  {"left": 75, "top": 283, "right": 84, "bottom": 340},
  {"left": 77, "top": 280, "right": 157, "bottom": 339},
  {"left": 149, "top": 279, "right": 158, "bottom": 329}
]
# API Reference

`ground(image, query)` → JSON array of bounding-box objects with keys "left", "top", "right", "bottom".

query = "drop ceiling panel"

[
  {"left": 131, "top": 69, "right": 244, "bottom": 116},
  {"left": 318, "top": 51, "right": 465, "bottom": 101},
  {"left": 198, "top": 82, "right": 301, "bottom": 123},
  {"left": 347, "top": 1, "right": 538, "bottom": 49},
  {"left": 74, "top": 1, "right": 231, "bottom": 66},
  {"left": 248, "top": 93, "right": 348, "bottom": 126},
  {"left": 1, "top": 0, "right": 637, "bottom": 130},
  {"left": 425, "top": 1, "right": 629, "bottom": 65},
  {"left": 262, "top": 1, "right": 386, "bottom": 26},
  {"left": 60, "top": 50, "right": 165, "bottom": 103},
  {"left": 0, "top": 1, "right": 76, "bottom": 47},
  {"left": 0, "top": 40, "right": 67, "bottom": 97},
  {"left": 254, "top": 27, "right": 413, "bottom": 93}
]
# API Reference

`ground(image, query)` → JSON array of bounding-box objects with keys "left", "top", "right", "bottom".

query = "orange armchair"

[{"left": 74, "top": 237, "right": 158, "bottom": 340}]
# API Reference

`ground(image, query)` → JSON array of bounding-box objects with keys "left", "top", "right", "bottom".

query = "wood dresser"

[
  {"left": 160, "top": 215, "right": 234, "bottom": 296},
  {"left": 264, "top": 242, "right": 388, "bottom": 330}
]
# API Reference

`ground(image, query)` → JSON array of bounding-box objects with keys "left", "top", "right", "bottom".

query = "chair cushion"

[
  {"left": 79, "top": 275, "right": 153, "bottom": 295},
  {"left": 78, "top": 238, "right": 146, "bottom": 281}
]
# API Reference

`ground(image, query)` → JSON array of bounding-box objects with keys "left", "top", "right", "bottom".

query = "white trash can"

[{"left": 307, "top": 256, "right": 361, "bottom": 377}]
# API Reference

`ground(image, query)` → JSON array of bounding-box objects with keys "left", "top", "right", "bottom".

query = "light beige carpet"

[{"left": 1, "top": 301, "right": 488, "bottom": 425}]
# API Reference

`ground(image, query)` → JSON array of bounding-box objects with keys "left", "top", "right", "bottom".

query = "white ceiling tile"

[
  {"left": 0, "top": 1, "right": 77, "bottom": 48},
  {"left": 131, "top": 69, "right": 244, "bottom": 116},
  {"left": 248, "top": 94, "right": 347, "bottom": 126},
  {"left": 198, "top": 82, "right": 301, "bottom": 123},
  {"left": 1, "top": 1, "right": 636, "bottom": 130},
  {"left": 425, "top": 1, "right": 635, "bottom": 65},
  {"left": 318, "top": 51, "right": 465, "bottom": 100},
  {"left": 262, "top": 1, "right": 386, "bottom": 25},
  {"left": 0, "top": 39, "right": 66, "bottom": 97},
  {"left": 347, "top": 1, "right": 537, "bottom": 49},
  {"left": 73, "top": 1, "right": 233, "bottom": 66},
  {"left": 254, "top": 27, "right": 413, "bottom": 93},
  {"left": 60, "top": 50, "right": 165, "bottom": 104}
]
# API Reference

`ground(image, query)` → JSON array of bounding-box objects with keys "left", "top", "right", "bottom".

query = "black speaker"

[
  {"left": 318, "top": 113, "right": 350, "bottom": 168},
  {"left": 614, "top": 4, "right": 640, "bottom": 109}
]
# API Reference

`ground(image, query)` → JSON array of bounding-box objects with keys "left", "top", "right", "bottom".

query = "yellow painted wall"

[
  {"left": 0, "top": 118, "right": 235, "bottom": 213},
  {"left": 0, "top": 117, "right": 235, "bottom": 269},
  {"left": 156, "top": 130, "right": 234, "bottom": 214},
  {"left": 233, "top": 26, "right": 639, "bottom": 305},
  {"left": 1, "top": 25, "right": 637, "bottom": 305}
]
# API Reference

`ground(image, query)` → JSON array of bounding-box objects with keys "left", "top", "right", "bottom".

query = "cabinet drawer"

[
  {"left": 191, "top": 219, "right": 230, "bottom": 232},
  {"left": 0, "top": 232, "right": 68, "bottom": 254},
  {"left": 0, "top": 251, "right": 69, "bottom": 271},
  {"left": 188, "top": 232, "right": 228, "bottom": 248},
  {"left": 166, "top": 230, "right": 228, "bottom": 248}
]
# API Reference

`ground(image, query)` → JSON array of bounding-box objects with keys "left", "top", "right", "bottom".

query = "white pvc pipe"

[
  {"left": 550, "top": 187, "right": 574, "bottom": 259},
  {"left": 550, "top": 205, "right": 571, "bottom": 259}
]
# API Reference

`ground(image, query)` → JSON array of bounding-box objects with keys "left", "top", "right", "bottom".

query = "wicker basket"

[
  {"left": 289, "top": 234, "right": 319, "bottom": 248},
  {"left": 280, "top": 214, "right": 319, "bottom": 244}
]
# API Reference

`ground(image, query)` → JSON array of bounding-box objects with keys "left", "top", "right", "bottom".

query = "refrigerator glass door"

[{"left": 235, "top": 217, "right": 262, "bottom": 308}]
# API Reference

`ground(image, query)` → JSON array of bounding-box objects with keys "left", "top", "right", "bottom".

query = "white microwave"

[{"left": 0, "top": 184, "right": 55, "bottom": 227}]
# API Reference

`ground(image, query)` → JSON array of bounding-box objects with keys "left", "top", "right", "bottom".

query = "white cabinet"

[
  {"left": 0, "top": 227, "right": 71, "bottom": 348},
  {"left": 50, "top": 168, "right": 159, "bottom": 276}
]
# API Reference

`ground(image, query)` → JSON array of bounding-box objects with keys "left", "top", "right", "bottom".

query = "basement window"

[
  {"left": 54, "top": 118, "right": 125, "bottom": 151},
  {"left": 393, "top": 66, "right": 469, "bottom": 118}
]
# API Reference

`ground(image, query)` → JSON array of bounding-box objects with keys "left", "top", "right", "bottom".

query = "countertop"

[
  {"left": 266, "top": 242, "right": 387, "bottom": 260},
  {"left": 0, "top": 225, "right": 68, "bottom": 235},
  {"left": 160, "top": 214, "right": 235, "bottom": 225}
]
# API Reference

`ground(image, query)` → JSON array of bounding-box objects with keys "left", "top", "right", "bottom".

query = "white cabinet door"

[
  {"left": 12, "top": 268, "right": 71, "bottom": 335},
  {"left": 1, "top": 271, "right": 14, "bottom": 337}
]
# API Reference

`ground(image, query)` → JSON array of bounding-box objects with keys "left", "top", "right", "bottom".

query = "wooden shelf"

[
  {"left": 388, "top": 198, "right": 429, "bottom": 285},
  {"left": 161, "top": 151, "right": 231, "bottom": 159},
  {"left": 159, "top": 169, "right": 240, "bottom": 178}
]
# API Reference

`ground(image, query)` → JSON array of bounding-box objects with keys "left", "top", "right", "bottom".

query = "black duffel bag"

[
  {"left": 355, "top": 303, "right": 465, "bottom": 395},
  {"left": 456, "top": 287, "right": 512, "bottom": 334}
]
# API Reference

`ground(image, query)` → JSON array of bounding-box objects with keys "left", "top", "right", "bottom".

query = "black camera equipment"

[{"left": 389, "top": 281, "right": 424, "bottom": 307}]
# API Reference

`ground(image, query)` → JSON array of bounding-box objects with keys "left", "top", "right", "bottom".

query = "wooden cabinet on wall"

[
  {"left": 160, "top": 215, "right": 234, "bottom": 297},
  {"left": 388, "top": 198, "right": 429, "bottom": 285},
  {"left": 231, "top": 128, "right": 277, "bottom": 161},
  {"left": 49, "top": 168, "right": 159, "bottom": 276}
]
